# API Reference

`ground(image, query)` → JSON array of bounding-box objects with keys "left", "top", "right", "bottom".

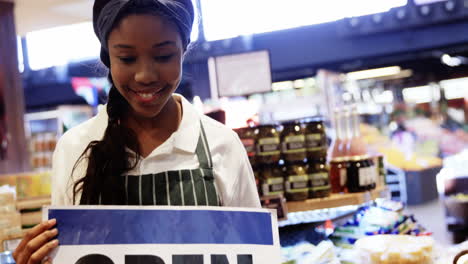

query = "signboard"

[
  {"left": 211, "top": 50, "right": 272, "bottom": 98},
  {"left": 44, "top": 206, "right": 281, "bottom": 264}
]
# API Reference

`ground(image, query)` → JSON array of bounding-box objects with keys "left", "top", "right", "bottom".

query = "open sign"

[{"left": 44, "top": 206, "right": 281, "bottom": 264}]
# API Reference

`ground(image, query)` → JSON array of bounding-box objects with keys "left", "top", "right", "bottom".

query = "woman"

[{"left": 13, "top": 0, "right": 260, "bottom": 263}]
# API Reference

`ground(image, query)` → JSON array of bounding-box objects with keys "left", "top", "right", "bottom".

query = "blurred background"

[{"left": 0, "top": 0, "right": 468, "bottom": 263}]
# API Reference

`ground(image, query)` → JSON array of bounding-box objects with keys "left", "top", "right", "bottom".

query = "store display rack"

[{"left": 286, "top": 186, "right": 390, "bottom": 213}]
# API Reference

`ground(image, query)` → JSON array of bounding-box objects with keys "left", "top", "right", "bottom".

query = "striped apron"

[{"left": 122, "top": 122, "right": 221, "bottom": 206}]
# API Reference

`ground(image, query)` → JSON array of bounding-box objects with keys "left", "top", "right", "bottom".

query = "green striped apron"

[{"left": 122, "top": 122, "right": 221, "bottom": 206}]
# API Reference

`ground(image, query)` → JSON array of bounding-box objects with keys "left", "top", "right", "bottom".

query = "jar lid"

[
  {"left": 281, "top": 120, "right": 301, "bottom": 126},
  {"left": 330, "top": 157, "right": 351, "bottom": 163},
  {"left": 349, "top": 155, "right": 371, "bottom": 161}
]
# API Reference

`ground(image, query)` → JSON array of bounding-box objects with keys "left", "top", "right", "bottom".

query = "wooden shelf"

[
  {"left": 16, "top": 196, "right": 51, "bottom": 211},
  {"left": 286, "top": 187, "right": 389, "bottom": 213}
]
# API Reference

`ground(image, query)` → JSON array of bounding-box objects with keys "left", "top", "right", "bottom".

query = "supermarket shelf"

[
  {"left": 286, "top": 187, "right": 389, "bottom": 213},
  {"left": 16, "top": 196, "right": 51, "bottom": 211}
]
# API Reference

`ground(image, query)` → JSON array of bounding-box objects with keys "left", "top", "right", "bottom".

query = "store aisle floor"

[{"left": 405, "top": 198, "right": 453, "bottom": 247}]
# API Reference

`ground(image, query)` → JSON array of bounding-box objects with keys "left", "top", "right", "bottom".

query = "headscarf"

[{"left": 93, "top": 0, "right": 194, "bottom": 53}]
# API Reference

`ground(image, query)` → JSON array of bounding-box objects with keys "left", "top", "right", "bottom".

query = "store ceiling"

[{"left": 14, "top": 0, "right": 92, "bottom": 36}]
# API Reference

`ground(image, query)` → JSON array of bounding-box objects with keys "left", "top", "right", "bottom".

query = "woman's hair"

[
  {"left": 76, "top": 254, "right": 114, "bottom": 264},
  {"left": 73, "top": 0, "right": 194, "bottom": 205}
]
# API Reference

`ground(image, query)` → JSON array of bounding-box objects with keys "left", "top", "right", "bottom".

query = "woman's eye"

[
  {"left": 155, "top": 54, "right": 174, "bottom": 62},
  {"left": 119, "top": 57, "right": 136, "bottom": 64}
]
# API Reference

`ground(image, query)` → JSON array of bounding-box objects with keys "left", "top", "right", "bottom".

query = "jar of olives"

[
  {"left": 256, "top": 124, "right": 281, "bottom": 164},
  {"left": 260, "top": 163, "right": 285, "bottom": 197},
  {"left": 281, "top": 121, "right": 307, "bottom": 162},
  {"left": 304, "top": 118, "right": 328, "bottom": 159},
  {"left": 307, "top": 158, "right": 331, "bottom": 198},
  {"left": 284, "top": 160, "right": 309, "bottom": 201}
]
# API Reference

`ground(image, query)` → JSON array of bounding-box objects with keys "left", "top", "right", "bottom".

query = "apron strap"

[{"left": 195, "top": 121, "right": 213, "bottom": 169}]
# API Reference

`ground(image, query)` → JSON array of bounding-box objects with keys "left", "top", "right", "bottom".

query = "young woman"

[{"left": 13, "top": 0, "right": 260, "bottom": 263}]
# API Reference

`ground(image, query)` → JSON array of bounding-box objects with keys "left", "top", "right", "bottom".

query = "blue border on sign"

[{"left": 49, "top": 209, "right": 274, "bottom": 245}]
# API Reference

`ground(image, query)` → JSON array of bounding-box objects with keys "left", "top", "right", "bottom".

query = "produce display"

[
  {"left": 361, "top": 123, "right": 442, "bottom": 171},
  {"left": 0, "top": 172, "right": 51, "bottom": 199}
]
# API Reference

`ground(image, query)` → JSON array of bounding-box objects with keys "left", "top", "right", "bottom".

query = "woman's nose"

[{"left": 135, "top": 61, "right": 158, "bottom": 85}]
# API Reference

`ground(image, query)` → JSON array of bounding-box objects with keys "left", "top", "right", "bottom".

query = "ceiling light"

[
  {"left": 347, "top": 66, "right": 402, "bottom": 80},
  {"left": 420, "top": 5, "right": 432, "bottom": 16},
  {"left": 441, "top": 54, "right": 464, "bottom": 67},
  {"left": 445, "top": 0, "right": 456, "bottom": 11},
  {"left": 396, "top": 9, "right": 407, "bottom": 20},
  {"left": 372, "top": 14, "right": 383, "bottom": 24},
  {"left": 349, "top": 17, "right": 360, "bottom": 28}
]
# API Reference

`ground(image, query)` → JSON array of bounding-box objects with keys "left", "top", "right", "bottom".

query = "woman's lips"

[{"left": 126, "top": 86, "right": 166, "bottom": 103}]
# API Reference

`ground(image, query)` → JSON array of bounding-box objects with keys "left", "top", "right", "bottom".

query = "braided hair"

[{"left": 72, "top": 0, "right": 194, "bottom": 204}]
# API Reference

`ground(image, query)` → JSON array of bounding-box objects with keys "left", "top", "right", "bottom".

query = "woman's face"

[{"left": 107, "top": 14, "right": 184, "bottom": 119}]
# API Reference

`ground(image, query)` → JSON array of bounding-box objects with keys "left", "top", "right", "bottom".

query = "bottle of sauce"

[
  {"left": 348, "top": 105, "right": 368, "bottom": 156},
  {"left": 329, "top": 157, "right": 348, "bottom": 193},
  {"left": 329, "top": 109, "right": 346, "bottom": 159},
  {"left": 342, "top": 108, "right": 353, "bottom": 158}
]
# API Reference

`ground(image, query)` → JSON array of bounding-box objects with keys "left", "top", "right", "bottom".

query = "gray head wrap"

[
  {"left": 95, "top": 0, "right": 193, "bottom": 51},
  {"left": 95, "top": 0, "right": 130, "bottom": 50}
]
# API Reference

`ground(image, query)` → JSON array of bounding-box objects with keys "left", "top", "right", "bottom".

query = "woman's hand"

[{"left": 12, "top": 219, "right": 59, "bottom": 264}]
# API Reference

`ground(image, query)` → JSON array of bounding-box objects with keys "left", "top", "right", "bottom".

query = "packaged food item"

[
  {"left": 347, "top": 156, "right": 376, "bottom": 193},
  {"left": 354, "top": 235, "right": 434, "bottom": 264},
  {"left": 256, "top": 124, "right": 281, "bottom": 164},
  {"left": 329, "top": 158, "right": 349, "bottom": 193},
  {"left": 234, "top": 126, "right": 257, "bottom": 166},
  {"left": 45, "top": 132, "right": 57, "bottom": 152},
  {"left": 284, "top": 161, "right": 309, "bottom": 201},
  {"left": 281, "top": 121, "right": 307, "bottom": 162},
  {"left": 304, "top": 118, "right": 328, "bottom": 159},
  {"left": 308, "top": 158, "right": 331, "bottom": 198},
  {"left": 261, "top": 163, "right": 285, "bottom": 196}
]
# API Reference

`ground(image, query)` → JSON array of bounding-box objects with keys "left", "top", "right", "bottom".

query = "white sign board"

[
  {"left": 213, "top": 50, "right": 272, "bottom": 97},
  {"left": 43, "top": 206, "right": 281, "bottom": 264}
]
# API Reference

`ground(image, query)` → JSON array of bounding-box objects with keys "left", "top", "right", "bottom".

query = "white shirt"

[{"left": 51, "top": 94, "right": 261, "bottom": 208}]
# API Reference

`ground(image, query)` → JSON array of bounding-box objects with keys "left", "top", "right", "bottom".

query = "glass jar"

[
  {"left": 329, "top": 157, "right": 349, "bottom": 193},
  {"left": 260, "top": 163, "right": 285, "bottom": 197},
  {"left": 281, "top": 121, "right": 307, "bottom": 162},
  {"left": 234, "top": 126, "right": 257, "bottom": 166},
  {"left": 304, "top": 119, "right": 328, "bottom": 159},
  {"left": 256, "top": 124, "right": 281, "bottom": 164},
  {"left": 347, "top": 156, "right": 372, "bottom": 193},
  {"left": 307, "top": 158, "right": 331, "bottom": 198},
  {"left": 284, "top": 161, "right": 309, "bottom": 201}
]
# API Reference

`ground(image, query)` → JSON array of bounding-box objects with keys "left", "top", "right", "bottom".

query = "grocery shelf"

[
  {"left": 286, "top": 187, "right": 390, "bottom": 213},
  {"left": 16, "top": 196, "right": 51, "bottom": 211}
]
